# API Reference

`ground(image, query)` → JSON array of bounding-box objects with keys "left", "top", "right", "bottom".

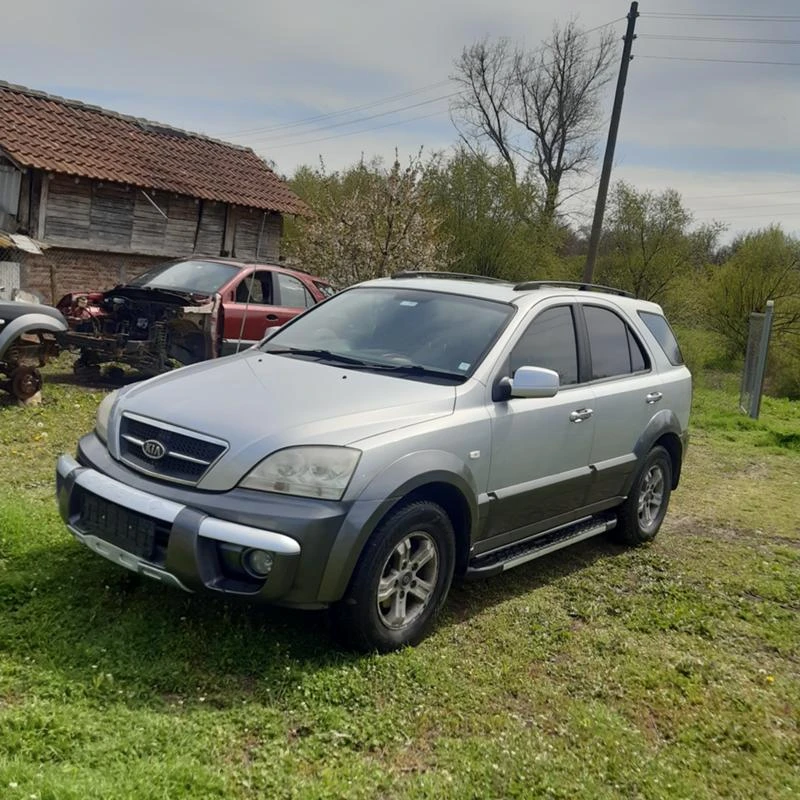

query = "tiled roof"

[{"left": 0, "top": 81, "right": 309, "bottom": 216}]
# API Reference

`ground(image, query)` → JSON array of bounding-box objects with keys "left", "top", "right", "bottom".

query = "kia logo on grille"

[{"left": 142, "top": 439, "right": 167, "bottom": 460}]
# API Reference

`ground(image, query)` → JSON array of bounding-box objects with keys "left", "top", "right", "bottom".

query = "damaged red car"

[{"left": 56, "top": 258, "right": 334, "bottom": 375}]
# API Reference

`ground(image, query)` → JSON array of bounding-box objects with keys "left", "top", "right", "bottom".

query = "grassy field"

[{"left": 0, "top": 360, "right": 798, "bottom": 799}]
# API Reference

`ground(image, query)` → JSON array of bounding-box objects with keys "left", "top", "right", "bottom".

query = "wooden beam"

[
  {"left": 36, "top": 174, "right": 49, "bottom": 239},
  {"left": 222, "top": 204, "right": 235, "bottom": 256}
]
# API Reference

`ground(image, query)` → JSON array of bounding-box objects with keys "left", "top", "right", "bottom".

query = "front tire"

[
  {"left": 615, "top": 446, "right": 673, "bottom": 545},
  {"left": 331, "top": 501, "right": 455, "bottom": 652}
]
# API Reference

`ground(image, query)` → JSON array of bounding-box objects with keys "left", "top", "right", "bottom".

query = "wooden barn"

[{"left": 0, "top": 81, "right": 308, "bottom": 302}]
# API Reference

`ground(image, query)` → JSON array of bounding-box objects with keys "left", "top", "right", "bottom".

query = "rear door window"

[
  {"left": 584, "top": 306, "right": 650, "bottom": 380},
  {"left": 277, "top": 273, "right": 314, "bottom": 308}
]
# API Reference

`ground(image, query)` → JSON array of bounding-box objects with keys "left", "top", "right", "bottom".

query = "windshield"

[
  {"left": 263, "top": 286, "right": 513, "bottom": 380},
  {"left": 128, "top": 260, "right": 241, "bottom": 294}
]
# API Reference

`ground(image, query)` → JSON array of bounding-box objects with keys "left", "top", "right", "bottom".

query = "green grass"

[{"left": 1, "top": 359, "right": 798, "bottom": 798}]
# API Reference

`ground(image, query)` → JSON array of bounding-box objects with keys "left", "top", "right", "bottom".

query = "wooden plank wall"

[
  {"left": 233, "top": 210, "right": 281, "bottom": 261},
  {"left": 42, "top": 173, "right": 281, "bottom": 260},
  {"left": 194, "top": 202, "right": 226, "bottom": 255}
]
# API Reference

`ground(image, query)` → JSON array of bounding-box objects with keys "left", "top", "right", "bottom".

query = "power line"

[
  {"left": 260, "top": 107, "right": 449, "bottom": 150},
  {"left": 691, "top": 202, "right": 800, "bottom": 211},
  {"left": 637, "top": 55, "right": 800, "bottom": 66},
  {"left": 224, "top": 16, "right": 627, "bottom": 143},
  {"left": 246, "top": 93, "right": 457, "bottom": 145},
  {"left": 642, "top": 13, "right": 800, "bottom": 22},
  {"left": 685, "top": 189, "right": 800, "bottom": 200},
  {"left": 584, "top": 16, "right": 627, "bottom": 34},
  {"left": 639, "top": 34, "right": 800, "bottom": 45},
  {"left": 222, "top": 79, "right": 454, "bottom": 138},
  {"left": 694, "top": 211, "right": 800, "bottom": 221}
]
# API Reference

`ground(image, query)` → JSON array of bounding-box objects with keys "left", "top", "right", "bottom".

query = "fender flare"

[
  {"left": 316, "top": 449, "right": 478, "bottom": 602},
  {"left": 0, "top": 313, "right": 67, "bottom": 362},
  {"left": 625, "top": 409, "right": 686, "bottom": 494}
]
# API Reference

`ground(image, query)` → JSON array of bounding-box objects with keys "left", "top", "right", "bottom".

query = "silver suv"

[{"left": 56, "top": 273, "right": 691, "bottom": 651}]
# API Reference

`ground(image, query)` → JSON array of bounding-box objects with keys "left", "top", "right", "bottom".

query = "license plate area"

[{"left": 78, "top": 491, "right": 158, "bottom": 560}]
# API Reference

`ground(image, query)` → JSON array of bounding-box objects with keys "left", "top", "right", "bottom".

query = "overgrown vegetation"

[{"left": 0, "top": 361, "right": 798, "bottom": 798}]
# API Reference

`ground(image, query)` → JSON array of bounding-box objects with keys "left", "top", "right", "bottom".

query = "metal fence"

[{"left": 740, "top": 300, "right": 775, "bottom": 419}]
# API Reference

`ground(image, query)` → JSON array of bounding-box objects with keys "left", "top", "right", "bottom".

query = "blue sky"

[{"left": 2, "top": 0, "right": 798, "bottom": 239}]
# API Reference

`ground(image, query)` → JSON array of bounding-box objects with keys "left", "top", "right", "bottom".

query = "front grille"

[
  {"left": 118, "top": 414, "right": 227, "bottom": 485},
  {"left": 75, "top": 488, "right": 170, "bottom": 564}
]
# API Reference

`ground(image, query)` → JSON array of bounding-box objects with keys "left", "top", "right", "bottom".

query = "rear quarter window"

[{"left": 638, "top": 311, "right": 684, "bottom": 366}]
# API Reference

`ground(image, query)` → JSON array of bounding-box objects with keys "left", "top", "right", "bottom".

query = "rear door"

[
  {"left": 221, "top": 269, "right": 281, "bottom": 353},
  {"left": 274, "top": 272, "right": 317, "bottom": 318},
  {"left": 482, "top": 304, "right": 596, "bottom": 549},
  {"left": 578, "top": 303, "right": 662, "bottom": 505}
]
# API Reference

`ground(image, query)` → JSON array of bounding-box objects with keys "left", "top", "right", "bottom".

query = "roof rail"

[
  {"left": 513, "top": 280, "right": 634, "bottom": 298},
  {"left": 391, "top": 270, "right": 509, "bottom": 284}
]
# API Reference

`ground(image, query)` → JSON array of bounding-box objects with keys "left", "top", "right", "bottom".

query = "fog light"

[{"left": 243, "top": 548, "right": 274, "bottom": 578}]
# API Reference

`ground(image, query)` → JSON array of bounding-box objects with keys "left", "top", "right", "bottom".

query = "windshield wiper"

[
  {"left": 266, "top": 348, "right": 465, "bottom": 379},
  {"left": 265, "top": 347, "right": 373, "bottom": 367},
  {"left": 365, "top": 363, "right": 465, "bottom": 380}
]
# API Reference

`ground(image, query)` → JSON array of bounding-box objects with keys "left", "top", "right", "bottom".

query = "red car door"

[
  {"left": 274, "top": 271, "right": 318, "bottom": 319},
  {"left": 221, "top": 269, "right": 283, "bottom": 354}
]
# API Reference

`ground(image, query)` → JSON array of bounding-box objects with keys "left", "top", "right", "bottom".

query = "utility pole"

[{"left": 583, "top": 1, "right": 639, "bottom": 284}]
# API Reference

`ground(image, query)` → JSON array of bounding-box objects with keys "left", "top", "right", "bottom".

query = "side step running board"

[{"left": 466, "top": 514, "right": 617, "bottom": 579}]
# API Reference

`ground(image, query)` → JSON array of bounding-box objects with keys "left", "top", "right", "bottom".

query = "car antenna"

[{"left": 235, "top": 270, "right": 258, "bottom": 354}]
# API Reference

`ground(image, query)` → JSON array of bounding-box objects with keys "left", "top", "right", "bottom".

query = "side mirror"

[{"left": 500, "top": 366, "right": 560, "bottom": 399}]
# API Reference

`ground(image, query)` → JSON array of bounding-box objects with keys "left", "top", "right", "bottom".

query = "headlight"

[
  {"left": 240, "top": 446, "right": 361, "bottom": 500},
  {"left": 95, "top": 390, "right": 118, "bottom": 443}
]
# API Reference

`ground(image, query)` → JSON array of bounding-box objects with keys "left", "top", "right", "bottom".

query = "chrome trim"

[
  {"left": 121, "top": 433, "right": 212, "bottom": 466},
  {"left": 198, "top": 518, "right": 301, "bottom": 555},
  {"left": 72, "top": 464, "right": 185, "bottom": 523},
  {"left": 57, "top": 452, "right": 81, "bottom": 478},
  {"left": 69, "top": 528, "right": 192, "bottom": 592},
  {"left": 501, "top": 519, "right": 616, "bottom": 571},
  {"left": 122, "top": 412, "right": 229, "bottom": 448},
  {"left": 477, "top": 515, "right": 593, "bottom": 560},
  {"left": 119, "top": 412, "right": 228, "bottom": 485}
]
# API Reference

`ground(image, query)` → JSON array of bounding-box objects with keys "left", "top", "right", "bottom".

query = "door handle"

[
  {"left": 265, "top": 314, "right": 279, "bottom": 321},
  {"left": 569, "top": 408, "right": 593, "bottom": 423},
  {"left": 646, "top": 392, "right": 663, "bottom": 404}
]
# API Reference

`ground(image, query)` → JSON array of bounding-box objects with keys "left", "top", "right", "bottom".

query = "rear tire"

[
  {"left": 615, "top": 446, "right": 672, "bottom": 545},
  {"left": 331, "top": 501, "right": 455, "bottom": 653}
]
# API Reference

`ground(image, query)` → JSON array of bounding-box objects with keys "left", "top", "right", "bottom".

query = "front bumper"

[{"left": 57, "top": 452, "right": 328, "bottom": 604}]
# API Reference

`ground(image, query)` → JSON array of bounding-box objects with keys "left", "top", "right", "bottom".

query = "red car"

[{"left": 56, "top": 258, "right": 334, "bottom": 375}]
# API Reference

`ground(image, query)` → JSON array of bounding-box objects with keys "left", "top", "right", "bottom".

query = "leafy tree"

[
  {"left": 285, "top": 152, "right": 450, "bottom": 286},
  {"left": 596, "top": 181, "right": 723, "bottom": 306},
  {"left": 424, "top": 147, "right": 563, "bottom": 281},
  {"left": 706, "top": 226, "right": 800, "bottom": 355},
  {"left": 451, "top": 22, "right": 616, "bottom": 220}
]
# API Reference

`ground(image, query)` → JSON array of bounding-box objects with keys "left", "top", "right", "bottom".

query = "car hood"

[
  {"left": 106, "top": 285, "right": 210, "bottom": 306},
  {"left": 113, "top": 350, "right": 456, "bottom": 490}
]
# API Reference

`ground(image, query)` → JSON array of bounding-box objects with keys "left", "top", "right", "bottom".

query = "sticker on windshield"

[
  {"left": 399, "top": 300, "right": 418, "bottom": 307},
  {"left": 458, "top": 362, "right": 471, "bottom": 371}
]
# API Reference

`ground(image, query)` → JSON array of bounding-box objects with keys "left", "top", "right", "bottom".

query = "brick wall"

[{"left": 20, "top": 248, "right": 164, "bottom": 303}]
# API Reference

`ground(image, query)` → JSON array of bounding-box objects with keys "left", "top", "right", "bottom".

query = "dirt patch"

[{"left": 663, "top": 516, "right": 800, "bottom": 548}]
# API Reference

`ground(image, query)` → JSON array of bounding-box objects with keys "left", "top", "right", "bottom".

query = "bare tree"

[
  {"left": 451, "top": 38, "right": 518, "bottom": 184},
  {"left": 451, "top": 22, "right": 617, "bottom": 221}
]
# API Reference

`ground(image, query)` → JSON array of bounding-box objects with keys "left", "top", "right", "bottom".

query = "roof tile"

[{"left": 0, "top": 82, "right": 308, "bottom": 216}]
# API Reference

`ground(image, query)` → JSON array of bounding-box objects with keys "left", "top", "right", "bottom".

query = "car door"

[
  {"left": 274, "top": 272, "right": 317, "bottom": 319},
  {"left": 578, "top": 303, "right": 663, "bottom": 505},
  {"left": 221, "top": 269, "right": 280, "bottom": 354},
  {"left": 481, "top": 304, "right": 596, "bottom": 550}
]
